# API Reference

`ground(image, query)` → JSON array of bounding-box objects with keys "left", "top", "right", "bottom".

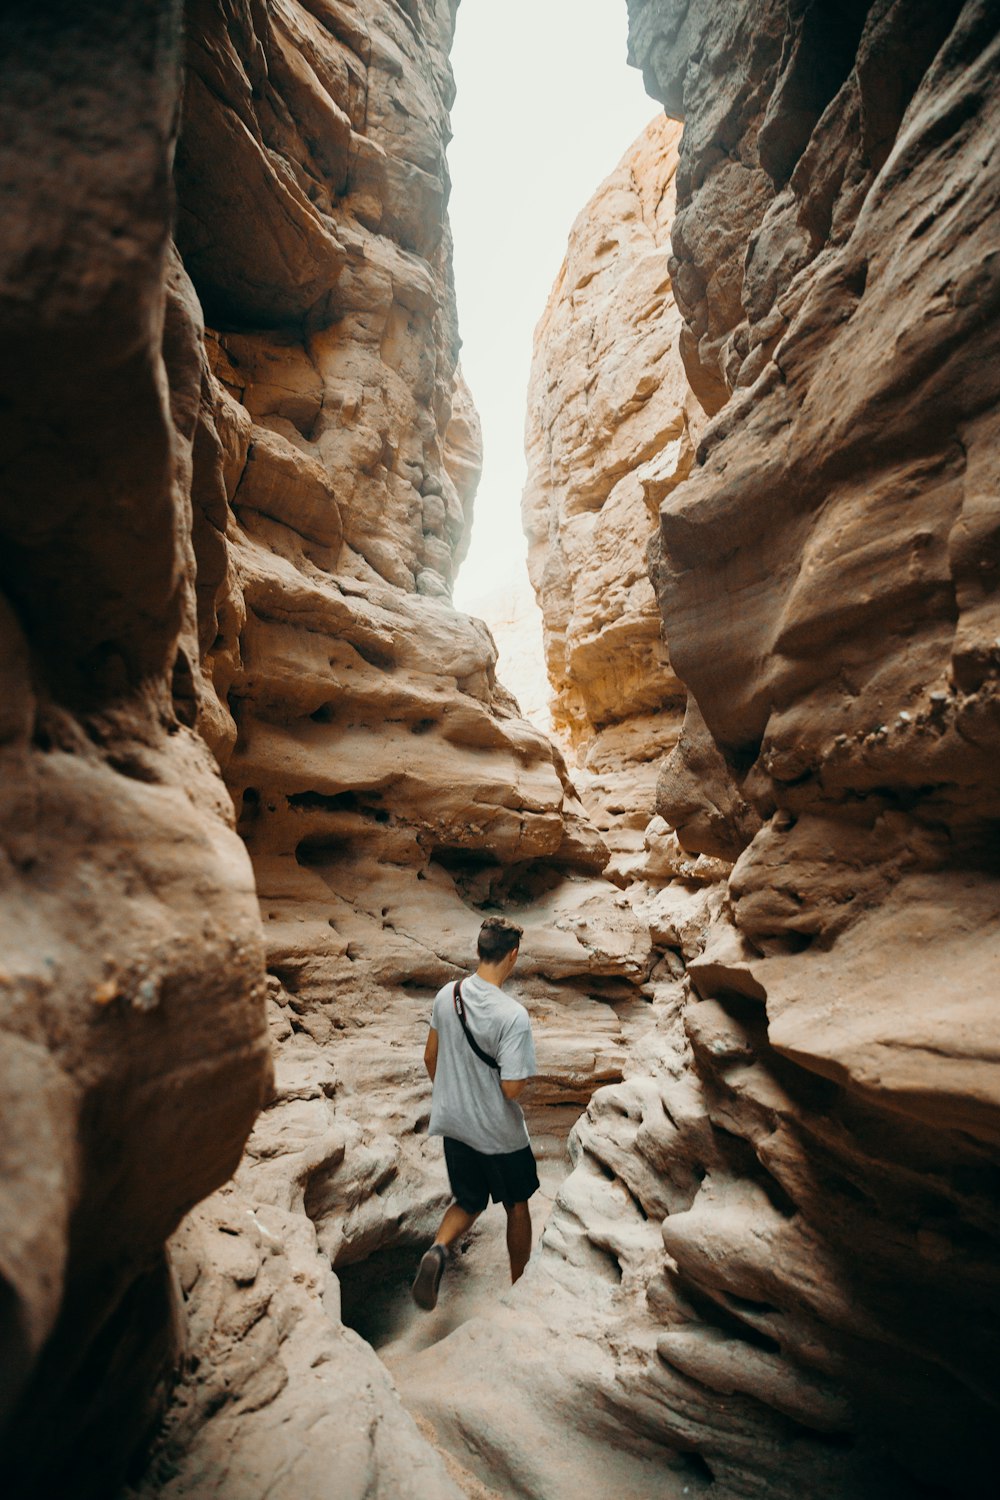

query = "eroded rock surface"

[
  {"left": 403, "top": 5, "right": 1000, "bottom": 1499},
  {"left": 0, "top": 7, "right": 272, "bottom": 1496},
  {"left": 636, "top": 0, "right": 1000, "bottom": 1490},
  {"left": 7, "top": 2, "right": 994, "bottom": 1496},
  {"left": 522, "top": 115, "right": 701, "bottom": 887},
  {"left": 129, "top": 1, "right": 651, "bottom": 1494},
  {"left": 1, "top": 2, "right": 651, "bottom": 1496}
]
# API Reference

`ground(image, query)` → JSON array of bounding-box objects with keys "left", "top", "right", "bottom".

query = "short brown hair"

[{"left": 477, "top": 916, "right": 523, "bottom": 962}]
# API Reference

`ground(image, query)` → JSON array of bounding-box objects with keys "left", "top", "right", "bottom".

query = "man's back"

[
  {"left": 413, "top": 917, "right": 538, "bottom": 1309},
  {"left": 428, "top": 973, "right": 535, "bottom": 1155}
]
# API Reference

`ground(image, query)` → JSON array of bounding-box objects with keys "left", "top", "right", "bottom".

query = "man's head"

[{"left": 477, "top": 916, "right": 523, "bottom": 978}]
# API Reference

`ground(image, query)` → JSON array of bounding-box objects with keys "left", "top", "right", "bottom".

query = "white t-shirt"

[{"left": 427, "top": 973, "right": 536, "bottom": 1155}]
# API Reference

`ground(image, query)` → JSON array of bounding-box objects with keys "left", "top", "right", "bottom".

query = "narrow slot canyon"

[{"left": 1, "top": 3, "right": 999, "bottom": 1500}]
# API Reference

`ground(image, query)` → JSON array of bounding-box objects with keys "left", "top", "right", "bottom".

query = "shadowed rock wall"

[
  {"left": 134, "top": 5, "right": 649, "bottom": 1489},
  {"left": 0, "top": 4, "right": 272, "bottom": 1495},
  {"left": 7, "top": 2, "right": 994, "bottom": 1496},
  {"left": 628, "top": 0, "right": 1000, "bottom": 1491}
]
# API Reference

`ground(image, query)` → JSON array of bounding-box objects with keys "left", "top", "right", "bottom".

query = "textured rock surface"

[
  {"left": 129, "top": 0, "right": 651, "bottom": 1493},
  {"left": 7, "top": 1, "right": 995, "bottom": 1496},
  {"left": 0, "top": 7, "right": 272, "bottom": 1495},
  {"left": 395, "top": 106, "right": 729, "bottom": 1500},
  {"left": 636, "top": 0, "right": 999, "bottom": 1492},
  {"left": 404, "top": 6, "right": 1000, "bottom": 1499},
  {"left": 0, "top": 2, "right": 651, "bottom": 1495},
  {"left": 522, "top": 115, "right": 699, "bottom": 886}
]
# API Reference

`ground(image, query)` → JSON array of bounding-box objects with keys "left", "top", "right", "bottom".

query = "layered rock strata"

[
  {"left": 0, "top": 6, "right": 272, "bottom": 1495},
  {"left": 632, "top": 0, "right": 1000, "bottom": 1491},
  {"left": 145, "top": 0, "right": 656, "bottom": 1485},
  {"left": 2, "top": 2, "right": 652, "bottom": 1495},
  {"left": 7, "top": 2, "right": 992, "bottom": 1496},
  {"left": 522, "top": 115, "right": 706, "bottom": 888},
  {"left": 404, "top": 6, "right": 1000, "bottom": 1499}
]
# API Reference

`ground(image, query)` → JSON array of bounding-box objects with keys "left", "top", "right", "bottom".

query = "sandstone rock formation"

[
  {"left": 7, "top": 2, "right": 997, "bottom": 1497},
  {"left": 2, "top": 2, "right": 656, "bottom": 1495},
  {"left": 138, "top": 0, "right": 659, "bottom": 1488},
  {"left": 522, "top": 115, "right": 707, "bottom": 888},
  {"left": 635, "top": 0, "right": 1000, "bottom": 1490},
  {"left": 0, "top": 8, "right": 272, "bottom": 1495},
  {"left": 402, "top": 5, "right": 1000, "bottom": 1499}
]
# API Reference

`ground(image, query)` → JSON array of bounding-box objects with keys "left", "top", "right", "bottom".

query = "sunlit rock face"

[
  {"left": 624, "top": 0, "right": 1000, "bottom": 1492},
  {"left": 397, "top": 106, "right": 735, "bottom": 1500},
  {"left": 8, "top": 0, "right": 993, "bottom": 1494},
  {"left": 181, "top": 0, "right": 646, "bottom": 1228},
  {"left": 523, "top": 115, "right": 708, "bottom": 888}
]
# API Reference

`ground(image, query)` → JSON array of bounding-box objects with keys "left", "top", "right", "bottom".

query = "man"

[{"left": 411, "top": 916, "right": 539, "bottom": 1310}]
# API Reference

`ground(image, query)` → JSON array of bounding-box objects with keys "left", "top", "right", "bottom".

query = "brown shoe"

[{"left": 411, "top": 1244, "right": 446, "bottom": 1310}]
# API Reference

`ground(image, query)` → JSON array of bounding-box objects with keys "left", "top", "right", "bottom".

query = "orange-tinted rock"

[
  {"left": 129, "top": 2, "right": 649, "bottom": 1495},
  {"left": 1, "top": 2, "right": 651, "bottom": 1495},
  {"left": 522, "top": 115, "right": 698, "bottom": 884}
]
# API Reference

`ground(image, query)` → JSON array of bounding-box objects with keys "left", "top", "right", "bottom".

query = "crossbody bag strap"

[{"left": 453, "top": 980, "right": 501, "bottom": 1072}]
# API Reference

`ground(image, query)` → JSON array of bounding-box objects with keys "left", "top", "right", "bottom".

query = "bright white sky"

[{"left": 448, "top": 0, "right": 660, "bottom": 615}]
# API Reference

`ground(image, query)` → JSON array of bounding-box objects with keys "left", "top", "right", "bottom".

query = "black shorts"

[{"left": 443, "top": 1136, "right": 540, "bottom": 1214}]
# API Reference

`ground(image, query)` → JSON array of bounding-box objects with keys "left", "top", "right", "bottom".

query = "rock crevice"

[
  {"left": 1, "top": 3, "right": 647, "bottom": 1494},
  {"left": 403, "top": 5, "right": 1000, "bottom": 1498},
  {"left": 3, "top": 3, "right": 999, "bottom": 1497}
]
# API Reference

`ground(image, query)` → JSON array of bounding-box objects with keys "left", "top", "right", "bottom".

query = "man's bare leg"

[
  {"left": 434, "top": 1201, "right": 479, "bottom": 1249},
  {"left": 413, "top": 1201, "right": 479, "bottom": 1309},
  {"left": 504, "top": 1200, "right": 532, "bottom": 1282}
]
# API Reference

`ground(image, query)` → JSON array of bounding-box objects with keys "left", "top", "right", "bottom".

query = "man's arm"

[
  {"left": 498, "top": 1012, "right": 535, "bottom": 1101},
  {"left": 424, "top": 1026, "right": 439, "bottom": 1082}
]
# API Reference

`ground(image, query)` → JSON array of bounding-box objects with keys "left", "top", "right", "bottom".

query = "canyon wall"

[
  {"left": 5, "top": 2, "right": 998, "bottom": 1497},
  {"left": 523, "top": 113, "right": 721, "bottom": 891},
  {"left": 135, "top": 3, "right": 652, "bottom": 1489},
  {"left": 0, "top": 6, "right": 273, "bottom": 1494},
  {"left": 632, "top": 0, "right": 1000, "bottom": 1490},
  {"left": 404, "top": 4, "right": 1000, "bottom": 1499},
  {"left": 2, "top": 3, "right": 652, "bottom": 1495}
]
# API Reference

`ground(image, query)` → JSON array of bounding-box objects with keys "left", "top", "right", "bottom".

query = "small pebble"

[{"left": 132, "top": 977, "right": 160, "bottom": 1013}]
